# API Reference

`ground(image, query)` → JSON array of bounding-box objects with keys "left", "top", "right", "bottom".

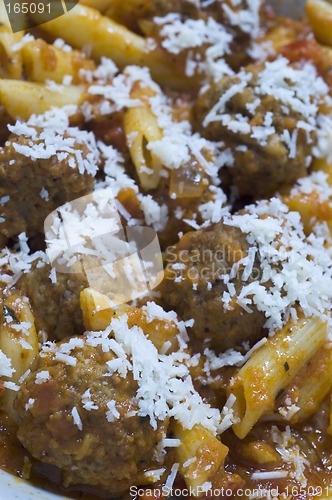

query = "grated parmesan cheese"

[
  {"left": 35, "top": 371, "right": 50, "bottom": 384},
  {"left": 272, "top": 426, "right": 309, "bottom": 487},
  {"left": 82, "top": 389, "right": 99, "bottom": 411},
  {"left": 25, "top": 398, "right": 35, "bottom": 411},
  {"left": 0, "top": 349, "right": 15, "bottom": 378},
  {"left": 85, "top": 313, "right": 222, "bottom": 435},
  {"left": 290, "top": 171, "right": 332, "bottom": 203},
  {"left": 223, "top": 0, "right": 261, "bottom": 37},
  {"left": 154, "top": 13, "right": 234, "bottom": 81},
  {"left": 221, "top": 197, "right": 332, "bottom": 332},
  {"left": 106, "top": 400, "right": 120, "bottom": 422},
  {"left": 72, "top": 407, "right": 83, "bottom": 431},
  {"left": 3, "top": 381, "right": 19, "bottom": 392},
  {"left": 9, "top": 106, "right": 100, "bottom": 177},
  {"left": 251, "top": 470, "right": 288, "bottom": 480},
  {"left": 164, "top": 463, "right": 179, "bottom": 491},
  {"left": 39, "top": 187, "right": 49, "bottom": 202},
  {"left": 204, "top": 57, "right": 329, "bottom": 159}
]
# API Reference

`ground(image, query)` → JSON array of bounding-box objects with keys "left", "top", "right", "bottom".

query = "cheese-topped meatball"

[
  {"left": 161, "top": 222, "right": 266, "bottom": 352},
  {"left": 15, "top": 338, "right": 166, "bottom": 497},
  {"left": 195, "top": 59, "right": 326, "bottom": 197},
  {"left": 0, "top": 119, "right": 97, "bottom": 247}
]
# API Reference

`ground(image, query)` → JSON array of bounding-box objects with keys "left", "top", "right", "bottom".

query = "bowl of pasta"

[{"left": 1, "top": 0, "right": 332, "bottom": 499}]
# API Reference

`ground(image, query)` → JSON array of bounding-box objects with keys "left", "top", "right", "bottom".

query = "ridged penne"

[
  {"left": 306, "top": 0, "right": 332, "bottom": 46},
  {"left": 22, "top": 39, "right": 95, "bottom": 84},
  {"left": 279, "top": 344, "right": 332, "bottom": 424},
  {"left": 39, "top": 4, "right": 195, "bottom": 89},
  {"left": 173, "top": 422, "right": 229, "bottom": 495},
  {"left": 0, "top": 292, "right": 38, "bottom": 420},
  {"left": 229, "top": 315, "right": 328, "bottom": 439},
  {"left": 0, "top": 79, "right": 84, "bottom": 120},
  {"left": 258, "top": 25, "right": 298, "bottom": 53},
  {"left": 0, "top": 28, "right": 24, "bottom": 80},
  {"left": 283, "top": 190, "right": 332, "bottom": 235},
  {"left": 80, "top": 287, "right": 180, "bottom": 352},
  {"left": 123, "top": 85, "right": 163, "bottom": 189}
]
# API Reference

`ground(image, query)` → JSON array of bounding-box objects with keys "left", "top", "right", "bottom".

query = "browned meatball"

[
  {"left": 0, "top": 127, "right": 96, "bottom": 247},
  {"left": 15, "top": 339, "right": 166, "bottom": 496},
  {"left": 146, "top": 1, "right": 256, "bottom": 71},
  {"left": 161, "top": 223, "right": 266, "bottom": 352},
  {"left": 17, "top": 263, "right": 88, "bottom": 340},
  {"left": 149, "top": 0, "right": 258, "bottom": 34},
  {"left": 195, "top": 62, "right": 316, "bottom": 197}
]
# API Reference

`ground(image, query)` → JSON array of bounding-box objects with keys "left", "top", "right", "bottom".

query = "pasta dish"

[{"left": 1, "top": 0, "right": 332, "bottom": 498}]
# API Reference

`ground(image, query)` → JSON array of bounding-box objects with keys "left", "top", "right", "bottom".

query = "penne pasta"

[
  {"left": 238, "top": 440, "right": 280, "bottom": 465},
  {"left": 0, "top": 292, "right": 38, "bottom": 421},
  {"left": 0, "top": 29, "right": 24, "bottom": 80},
  {"left": 312, "top": 157, "right": 332, "bottom": 185},
  {"left": 0, "top": 79, "right": 84, "bottom": 120},
  {"left": 0, "top": 1, "right": 331, "bottom": 496},
  {"left": 80, "top": 287, "right": 128, "bottom": 331},
  {"left": 80, "top": 287, "right": 180, "bottom": 352},
  {"left": 277, "top": 344, "right": 332, "bottom": 423},
  {"left": 229, "top": 315, "right": 328, "bottom": 439},
  {"left": 282, "top": 190, "right": 332, "bottom": 235},
  {"left": 257, "top": 25, "right": 298, "bottom": 53},
  {"left": 306, "top": 0, "right": 332, "bottom": 46},
  {"left": 173, "top": 422, "right": 229, "bottom": 496},
  {"left": 22, "top": 39, "right": 95, "bottom": 84},
  {"left": 39, "top": 4, "right": 195, "bottom": 89},
  {"left": 123, "top": 85, "right": 163, "bottom": 189}
]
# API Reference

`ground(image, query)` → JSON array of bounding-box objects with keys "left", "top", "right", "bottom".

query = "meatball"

[
  {"left": 15, "top": 339, "right": 166, "bottom": 496},
  {"left": 0, "top": 127, "right": 95, "bottom": 247},
  {"left": 149, "top": 0, "right": 257, "bottom": 32},
  {"left": 17, "top": 263, "right": 88, "bottom": 340},
  {"left": 195, "top": 62, "right": 316, "bottom": 197},
  {"left": 146, "top": 1, "right": 254, "bottom": 70},
  {"left": 161, "top": 223, "right": 266, "bottom": 352}
]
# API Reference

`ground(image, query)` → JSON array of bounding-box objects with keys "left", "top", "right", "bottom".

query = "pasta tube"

[
  {"left": 230, "top": 315, "right": 327, "bottom": 439},
  {"left": 80, "top": 288, "right": 179, "bottom": 352},
  {"left": 123, "top": 85, "right": 163, "bottom": 189},
  {"left": 306, "top": 0, "right": 332, "bottom": 46},
  {"left": 279, "top": 344, "right": 332, "bottom": 423},
  {"left": 0, "top": 292, "right": 38, "bottom": 420},
  {"left": 0, "top": 29, "right": 24, "bottom": 79},
  {"left": 173, "top": 422, "right": 229, "bottom": 496},
  {"left": 0, "top": 79, "right": 84, "bottom": 120},
  {"left": 22, "top": 39, "right": 95, "bottom": 84},
  {"left": 283, "top": 191, "right": 332, "bottom": 235},
  {"left": 39, "top": 4, "right": 195, "bottom": 89}
]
